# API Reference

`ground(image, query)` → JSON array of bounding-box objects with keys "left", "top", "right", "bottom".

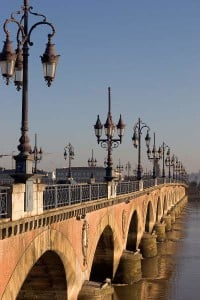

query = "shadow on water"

[{"left": 113, "top": 208, "right": 189, "bottom": 300}]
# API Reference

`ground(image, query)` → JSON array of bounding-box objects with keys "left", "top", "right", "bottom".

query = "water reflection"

[
  {"left": 113, "top": 207, "right": 188, "bottom": 300},
  {"left": 168, "top": 201, "right": 200, "bottom": 300}
]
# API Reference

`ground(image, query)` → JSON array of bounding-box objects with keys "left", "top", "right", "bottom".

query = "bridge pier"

[
  {"left": 154, "top": 222, "right": 166, "bottom": 242},
  {"left": 174, "top": 205, "right": 181, "bottom": 217},
  {"left": 78, "top": 280, "right": 114, "bottom": 300},
  {"left": 114, "top": 250, "right": 142, "bottom": 284},
  {"left": 162, "top": 215, "right": 172, "bottom": 231},
  {"left": 140, "top": 232, "right": 157, "bottom": 258},
  {"left": 170, "top": 210, "right": 176, "bottom": 224}
]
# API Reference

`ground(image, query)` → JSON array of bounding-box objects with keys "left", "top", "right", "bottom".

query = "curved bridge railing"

[{"left": 43, "top": 178, "right": 187, "bottom": 211}]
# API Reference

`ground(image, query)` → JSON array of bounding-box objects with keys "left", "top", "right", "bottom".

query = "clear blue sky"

[{"left": 0, "top": 0, "right": 200, "bottom": 174}]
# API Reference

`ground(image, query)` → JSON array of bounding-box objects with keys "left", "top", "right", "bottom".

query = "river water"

[{"left": 113, "top": 199, "right": 200, "bottom": 300}]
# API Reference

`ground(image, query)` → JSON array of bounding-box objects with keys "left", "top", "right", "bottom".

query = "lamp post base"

[
  {"left": 105, "top": 166, "right": 116, "bottom": 182},
  {"left": 137, "top": 167, "right": 142, "bottom": 181},
  {"left": 11, "top": 154, "right": 33, "bottom": 183},
  {"left": 104, "top": 176, "right": 115, "bottom": 182}
]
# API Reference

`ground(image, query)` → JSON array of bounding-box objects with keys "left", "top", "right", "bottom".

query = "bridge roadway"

[{"left": 0, "top": 179, "right": 187, "bottom": 299}]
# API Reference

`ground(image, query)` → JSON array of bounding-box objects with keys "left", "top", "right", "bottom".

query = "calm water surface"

[{"left": 113, "top": 200, "right": 200, "bottom": 300}]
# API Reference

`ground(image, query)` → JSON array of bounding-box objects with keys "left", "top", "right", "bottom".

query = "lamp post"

[
  {"left": 180, "top": 165, "right": 187, "bottom": 183},
  {"left": 147, "top": 132, "right": 162, "bottom": 179},
  {"left": 31, "top": 133, "right": 42, "bottom": 174},
  {"left": 64, "top": 143, "right": 75, "bottom": 183},
  {"left": 176, "top": 161, "right": 183, "bottom": 181},
  {"left": 116, "top": 159, "right": 123, "bottom": 181},
  {"left": 88, "top": 149, "right": 97, "bottom": 182},
  {"left": 88, "top": 149, "right": 97, "bottom": 167},
  {"left": 174, "top": 158, "right": 181, "bottom": 180},
  {"left": 132, "top": 117, "right": 151, "bottom": 180},
  {"left": 116, "top": 159, "right": 123, "bottom": 173},
  {"left": 160, "top": 142, "right": 170, "bottom": 179},
  {"left": 125, "top": 161, "right": 131, "bottom": 180},
  {"left": 165, "top": 148, "right": 174, "bottom": 180},
  {"left": 0, "top": 0, "right": 59, "bottom": 183},
  {"left": 172, "top": 156, "right": 178, "bottom": 180},
  {"left": 94, "top": 87, "right": 125, "bottom": 181}
]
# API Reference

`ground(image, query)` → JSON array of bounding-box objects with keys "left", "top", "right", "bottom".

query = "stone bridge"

[{"left": 0, "top": 180, "right": 187, "bottom": 300}]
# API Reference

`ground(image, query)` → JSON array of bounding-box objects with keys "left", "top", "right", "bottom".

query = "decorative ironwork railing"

[
  {"left": 143, "top": 178, "right": 155, "bottom": 189},
  {"left": 43, "top": 183, "right": 108, "bottom": 210},
  {"left": 43, "top": 178, "right": 187, "bottom": 210},
  {"left": 0, "top": 177, "right": 188, "bottom": 218},
  {"left": 116, "top": 180, "right": 139, "bottom": 195},
  {"left": 0, "top": 187, "right": 10, "bottom": 218},
  {"left": 157, "top": 177, "right": 165, "bottom": 185}
]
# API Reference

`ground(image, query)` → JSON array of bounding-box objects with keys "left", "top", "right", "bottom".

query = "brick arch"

[
  {"left": 126, "top": 210, "right": 139, "bottom": 252},
  {"left": 163, "top": 194, "right": 168, "bottom": 214},
  {"left": 17, "top": 250, "right": 67, "bottom": 299},
  {"left": 179, "top": 189, "right": 182, "bottom": 201},
  {"left": 168, "top": 191, "right": 172, "bottom": 207},
  {"left": 124, "top": 202, "right": 146, "bottom": 250},
  {"left": 172, "top": 191, "right": 176, "bottom": 205},
  {"left": 175, "top": 190, "right": 179, "bottom": 203},
  {"left": 90, "top": 225, "right": 114, "bottom": 282},
  {"left": 172, "top": 191, "right": 175, "bottom": 205},
  {"left": 156, "top": 196, "right": 162, "bottom": 222},
  {"left": 2, "top": 229, "right": 82, "bottom": 300},
  {"left": 88, "top": 212, "right": 124, "bottom": 278},
  {"left": 145, "top": 200, "right": 154, "bottom": 233}
]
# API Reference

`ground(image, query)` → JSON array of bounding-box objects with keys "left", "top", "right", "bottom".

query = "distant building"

[
  {"left": 0, "top": 168, "right": 55, "bottom": 185},
  {"left": 0, "top": 166, "right": 124, "bottom": 185},
  {"left": 56, "top": 166, "right": 106, "bottom": 183}
]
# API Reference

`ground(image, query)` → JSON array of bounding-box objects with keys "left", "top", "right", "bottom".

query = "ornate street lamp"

[
  {"left": 0, "top": 0, "right": 59, "bottom": 183},
  {"left": 88, "top": 149, "right": 97, "bottom": 167},
  {"left": 116, "top": 159, "right": 123, "bottom": 181},
  {"left": 160, "top": 142, "right": 170, "bottom": 178},
  {"left": 64, "top": 143, "right": 75, "bottom": 182},
  {"left": 180, "top": 165, "right": 187, "bottom": 183},
  {"left": 165, "top": 148, "right": 174, "bottom": 180},
  {"left": 116, "top": 159, "right": 123, "bottom": 173},
  {"left": 174, "top": 158, "right": 181, "bottom": 180},
  {"left": 132, "top": 117, "right": 150, "bottom": 180},
  {"left": 147, "top": 132, "right": 162, "bottom": 179},
  {"left": 125, "top": 161, "right": 131, "bottom": 180},
  {"left": 30, "top": 133, "right": 42, "bottom": 174},
  {"left": 176, "top": 161, "right": 183, "bottom": 180},
  {"left": 88, "top": 149, "right": 97, "bottom": 181},
  {"left": 94, "top": 87, "right": 125, "bottom": 181},
  {"left": 172, "top": 156, "right": 178, "bottom": 180}
]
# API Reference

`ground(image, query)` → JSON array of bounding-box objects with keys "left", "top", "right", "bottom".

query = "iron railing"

[
  {"left": 43, "top": 183, "right": 108, "bottom": 210},
  {"left": 157, "top": 177, "right": 165, "bottom": 185},
  {"left": 0, "top": 177, "right": 187, "bottom": 218},
  {"left": 43, "top": 178, "right": 187, "bottom": 210},
  {"left": 143, "top": 178, "right": 155, "bottom": 189},
  {"left": 0, "top": 187, "right": 10, "bottom": 218},
  {"left": 116, "top": 180, "right": 139, "bottom": 195}
]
